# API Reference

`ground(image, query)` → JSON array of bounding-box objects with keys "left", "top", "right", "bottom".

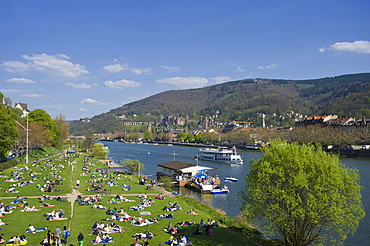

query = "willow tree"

[
  {"left": 123, "top": 159, "right": 144, "bottom": 176},
  {"left": 240, "top": 140, "right": 365, "bottom": 246},
  {"left": 92, "top": 143, "right": 109, "bottom": 159}
]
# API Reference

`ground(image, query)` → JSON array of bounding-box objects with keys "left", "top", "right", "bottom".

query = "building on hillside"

[
  {"left": 295, "top": 115, "right": 338, "bottom": 127},
  {"left": 80, "top": 117, "right": 94, "bottom": 122},
  {"left": 355, "top": 116, "right": 370, "bottom": 126},
  {"left": 221, "top": 124, "right": 238, "bottom": 133},
  {"left": 114, "top": 131, "right": 125, "bottom": 138},
  {"left": 14, "top": 102, "right": 29, "bottom": 118}
]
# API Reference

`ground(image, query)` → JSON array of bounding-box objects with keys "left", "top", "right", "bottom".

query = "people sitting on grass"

[
  {"left": 129, "top": 205, "right": 144, "bottom": 211},
  {"left": 107, "top": 198, "right": 120, "bottom": 204},
  {"left": 158, "top": 213, "right": 174, "bottom": 219},
  {"left": 109, "top": 222, "right": 124, "bottom": 233},
  {"left": 163, "top": 203, "right": 181, "bottom": 212},
  {"left": 156, "top": 193, "right": 165, "bottom": 200},
  {"left": 180, "top": 234, "right": 189, "bottom": 245},
  {"left": 4, "top": 187, "right": 18, "bottom": 193},
  {"left": 93, "top": 203, "right": 106, "bottom": 210},
  {"left": 7, "top": 235, "right": 25, "bottom": 245},
  {"left": 132, "top": 230, "right": 154, "bottom": 240},
  {"left": 206, "top": 226, "right": 214, "bottom": 237},
  {"left": 21, "top": 205, "right": 40, "bottom": 212},
  {"left": 186, "top": 208, "right": 198, "bottom": 215},
  {"left": 40, "top": 202, "right": 54, "bottom": 207},
  {"left": 166, "top": 235, "right": 179, "bottom": 246},
  {"left": 193, "top": 225, "right": 202, "bottom": 235},
  {"left": 27, "top": 224, "right": 47, "bottom": 233},
  {"left": 178, "top": 221, "right": 195, "bottom": 226},
  {"left": 137, "top": 193, "right": 147, "bottom": 199}
]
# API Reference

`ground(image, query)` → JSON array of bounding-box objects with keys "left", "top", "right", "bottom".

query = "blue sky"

[{"left": 1, "top": 0, "right": 370, "bottom": 120}]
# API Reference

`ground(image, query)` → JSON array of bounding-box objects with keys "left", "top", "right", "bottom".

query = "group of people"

[
  {"left": 90, "top": 221, "right": 124, "bottom": 235},
  {"left": 45, "top": 208, "right": 65, "bottom": 220},
  {"left": 39, "top": 226, "right": 70, "bottom": 246}
]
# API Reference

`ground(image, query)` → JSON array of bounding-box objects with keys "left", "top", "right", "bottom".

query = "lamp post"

[{"left": 15, "top": 115, "right": 29, "bottom": 163}]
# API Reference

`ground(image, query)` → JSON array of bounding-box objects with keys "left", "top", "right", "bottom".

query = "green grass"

[
  {"left": 0, "top": 150, "right": 277, "bottom": 246},
  {"left": 0, "top": 198, "right": 71, "bottom": 244}
]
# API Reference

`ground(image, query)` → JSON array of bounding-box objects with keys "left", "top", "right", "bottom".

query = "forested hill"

[{"left": 70, "top": 73, "right": 370, "bottom": 135}]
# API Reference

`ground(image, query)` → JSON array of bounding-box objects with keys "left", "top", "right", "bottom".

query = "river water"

[{"left": 102, "top": 141, "right": 370, "bottom": 245}]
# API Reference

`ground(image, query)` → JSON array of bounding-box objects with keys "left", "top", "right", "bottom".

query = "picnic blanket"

[
  {"left": 131, "top": 221, "right": 154, "bottom": 226},
  {"left": 48, "top": 218, "right": 67, "bottom": 221},
  {"left": 21, "top": 209, "right": 41, "bottom": 212},
  {"left": 139, "top": 211, "right": 151, "bottom": 215},
  {"left": 6, "top": 241, "right": 27, "bottom": 246},
  {"left": 91, "top": 240, "right": 114, "bottom": 245}
]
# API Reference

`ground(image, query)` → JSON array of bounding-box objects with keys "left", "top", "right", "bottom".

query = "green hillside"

[{"left": 70, "top": 73, "right": 370, "bottom": 135}]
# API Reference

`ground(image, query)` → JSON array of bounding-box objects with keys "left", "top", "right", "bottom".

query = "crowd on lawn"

[
  {"left": 0, "top": 153, "right": 73, "bottom": 245},
  {"left": 0, "top": 153, "right": 221, "bottom": 245},
  {"left": 76, "top": 156, "right": 220, "bottom": 246}
]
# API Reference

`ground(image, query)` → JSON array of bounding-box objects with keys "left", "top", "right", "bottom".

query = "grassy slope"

[{"left": 0, "top": 150, "right": 279, "bottom": 246}]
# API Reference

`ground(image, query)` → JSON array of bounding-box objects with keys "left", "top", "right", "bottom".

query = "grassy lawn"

[{"left": 0, "top": 149, "right": 275, "bottom": 246}]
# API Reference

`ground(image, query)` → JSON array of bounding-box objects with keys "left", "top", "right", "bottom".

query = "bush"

[{"left": 0, "top": 159, "right": 18, "bottom": 172}]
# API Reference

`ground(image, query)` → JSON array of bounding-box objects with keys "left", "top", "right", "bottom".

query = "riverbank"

[{"left": 99, "top": 139, "right": 370, "bottom": 159}]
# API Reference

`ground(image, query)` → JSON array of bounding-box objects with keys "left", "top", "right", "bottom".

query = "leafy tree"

[
  {"left": 143, "top": 130, "right": 152, "bottom": 141},
  {"left": 83, "top": 129, "right": 95, "bottom": 151},
  {"left": 240, "top": 140, "right": 365, "bottom": 246},
  {"left": 176, "top": 132, "right": 186, "bottom": 142},
  {"left": 17, "top": 122, "right": 51, "bottom": 151},
  {"left": 0, "top": 104, "right": 20, "bottom": 158},
  {"left": 28, "top": 109, "right": 60, "bottom": 146},
  {"left": 202, "top": 132, "right": 219, "bottom": 144},
  {"left": 92, "top": 143, "right": 109, "bottom": 159},
  {"left": 194, "top": 133, "right": 203, "bottom": 143},
  {"left": 159, "top": 175, "right": 174, "bottom": 189},
  {"left": 54, "top": 114, "right": 70, "bottom": 145},
  {"left": 123, "top": 159, "right": 144, "bottom": 175},
  {"left": 185, "top": 133, "right": 195, "bottom": 142}
]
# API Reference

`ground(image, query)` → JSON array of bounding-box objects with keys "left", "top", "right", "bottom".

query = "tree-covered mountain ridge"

[{"left": 70, "top": 73, "right": 370, "bottom": 135}]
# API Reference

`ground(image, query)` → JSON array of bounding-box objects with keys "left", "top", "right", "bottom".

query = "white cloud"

[
  {"left": 81, "top": 98, "right": 110, "bottom": 105},
  {"left": 319, "top": 41, "right": 370, "bottom": 54},
  {"left": 78, "top": 108, "right": 89, "bottom": 112},
  {"left": 5, "top": 78, "right": 36, "bottom": 84},
  {"left": 1, "top": 53, "right": 89, "bottom": 78},
  {"left": 258, "top": 64, "right": 277, "bottom": 69},
  {"left": 318, "top": 47, "right": 326, "bottom": 53},
  {"left": 22, "top": 93, "right": 46, "bottom": 98},
  {"left": 42, "top": 104, "right": 63, "bottom": 109},
  {"left": 23, "top": 53, "right": 89, "bottom": 77},
  {"left": 104, "top": 79, "right": 141, "bottom": 89},
  {"left": 236, "top": 67, "right": 246, "bottom": 72},
  {"left": 102, "top": 64, "right": 125, "bottom": 73},
  {"left": 0, "top": 89, "right": 21, "bottom": 93},
  {"left": 157, "top": 77, "right": 208, "bottom": 89},
  {"left": 1, "top": 61, "right": 31, "bottom": 73},
  {"left": 102, "top": 63, "right": 151, "bottom": 75},
  {"left": 209, "top": 76, "right": 231, "bottom": 84},
  {"left": 161, "top": 65, "right": 180, "bottom": 71},
  {"left": 65, "top": 82, "right": 91, "bottom": 89}
]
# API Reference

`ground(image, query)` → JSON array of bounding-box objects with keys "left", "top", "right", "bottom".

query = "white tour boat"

[{"left": 198, "top": 146, "right": 243, "bottom": 164}]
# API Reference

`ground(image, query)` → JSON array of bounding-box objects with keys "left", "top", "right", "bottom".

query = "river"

[{"left": 102, "top": 141, "right": 370, "bottom": 245}]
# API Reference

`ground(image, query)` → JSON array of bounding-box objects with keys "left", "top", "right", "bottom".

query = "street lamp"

[{"left": 15, "top": 115, "right": 29, "bottom": 163}]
